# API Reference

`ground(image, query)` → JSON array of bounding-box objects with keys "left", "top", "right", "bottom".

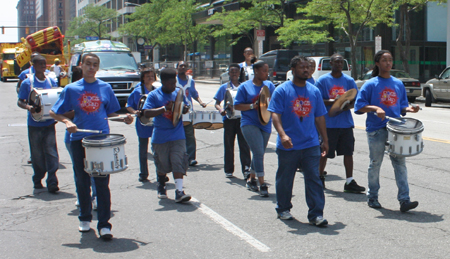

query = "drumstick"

[
  {"left": 371, "top": 112, "right": 404, "bottom": 124},
  {"left": 77, "top": 129, "right": 102, "bottom": 133},
  {"left": 105, "top": 115, "right": 137, "bottom": 120}
]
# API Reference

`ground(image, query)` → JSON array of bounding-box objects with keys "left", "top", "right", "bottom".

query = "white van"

[{"left": 286, "top": 56, "right": 352, "bottom": 81}]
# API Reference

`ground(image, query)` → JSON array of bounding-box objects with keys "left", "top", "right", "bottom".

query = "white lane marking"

[{"left": 190, "top": 197, "right": 271, "bottom": 253}]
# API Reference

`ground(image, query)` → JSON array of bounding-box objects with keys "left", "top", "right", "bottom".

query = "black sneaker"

[
  {"left": 259, "top": 184, "right": 269, "bottom": 197},
  {"left": 175, "top": 190, "right": 191, "bottom": 203},
  {"left": 189, "top": 160, "right": 198, "bottom": 166},
  {"left": 243, "top": 169, "right": 251, "bottom": 180},
  {"left": 344, "top": 180, "right": 365, "bottom": 193},
  {"left": 138, "top": 176, "right": 149, "bottom": 182},
  {"left": 34, "top": 182, "right": 44, "bottom": 189},
  {"left": 246, "top": 179, "right": 259, "bottom": 192},
  {"left": 368, "top": 199, "right": 382, "bottom": 209},
  {"left": 400, "top": 201, "right": 419, "bottom": 212},
  {"left": 48, "top": 185, "right": 59, "bottom": 193},
  {"left": 320, "top": 176, "right": 326, "bottom": 188},
  {"left": 157, "top": 183, "right": 167, "bottom": 199}
]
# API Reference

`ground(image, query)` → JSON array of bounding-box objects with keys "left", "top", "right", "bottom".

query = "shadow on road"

[
  {"left": 187, "top": 163, "right": 223, "bottom": 172},
  {"left": 375, "top": 208, "right": 444, "bottom": 223},
  {"left": 154, "top": 198, "right": 198, "bottom": 213},
  {"left": 62, "top": 231, "right": 150, "bottom": 253},
  {"left": 324, "top": 188, "right": 367, "bottom": 203},
  {"left": 282, "top": 219, "right": 346, "bottom": 236},
  {"left": 28, "top": 189, "right": 76, "bottom": 201}
]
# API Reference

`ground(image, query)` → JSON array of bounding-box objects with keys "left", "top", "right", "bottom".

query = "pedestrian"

[
  {"left": 142, "top": 68, "right": 192, "bottom": 203},
  {"left": 239, "top": 47, "right": 256, "bottom": 82},
  {"left": 354, "top": 50, "right": 420, "bottom": 212},
  {"left": 50, "top": 58, "right": 63, "bottom": 87},
  {"left": 307, "top": 58, "right": 316, "bottom": 85},
  {"left": 234, "top": 60, "right": 275, "bottom": 197},
  {"left": 315, "top": 53, "right": 365, "bottom": 193},
  {"left": 126, "top": 67, "right": 158, "bottom": 182},
  {"left": 176, "top": 61, "right": 207, "bottom": 166},
  {"left": 50, "top": 53, "right": 133, "bottom": 239},
  {"left": 213, "top": 63, "right": 251, "bottom": 179},
  {"left": 268, "top": 55, "right": 329, "bottom": 225},
  {"left": 17, "top": 54, "right": 59, "bottom": 193}
]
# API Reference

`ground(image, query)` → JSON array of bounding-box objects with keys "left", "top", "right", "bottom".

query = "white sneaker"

[
  {"left": 92, "top": 197, "right": 97, "bottom": 211},
  {"left": 78, "top": 221, "right": 90, "bottom": 232},
  {"left": 75, "top": 200, "right": 80, "bottom": 207},
  {"left": 99, "top": 228, "right": 113, "bottom": 240},
  {"left": 309, "top": 216, "right": 328, "bottom": 226}
]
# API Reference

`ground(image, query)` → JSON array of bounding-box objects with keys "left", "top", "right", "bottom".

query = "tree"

[
  {"left": 392, "top": 0, "right": 446, "bottom": 74},
  {"left": 208, "top": 0, "right": 291, "bottom": 46},
  {"left": 120, "top": 0, "right": 210, "bottom": 61},
  {"left": 276, "top": 18, "right": 332, "bottom": 47},
  {"left": 299, "top": 0, "right": 394, "bottom": 78},
  {"left": 66, "top": 4, "right": 119, "bottom": 44}
]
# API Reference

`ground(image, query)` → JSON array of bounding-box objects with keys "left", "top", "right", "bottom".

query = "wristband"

[
  {"left": 163, "top": 106, "right": 167, "bottom": 111},
  {"left": 250, "top": 103, "right": 254, "bottom": 110}
]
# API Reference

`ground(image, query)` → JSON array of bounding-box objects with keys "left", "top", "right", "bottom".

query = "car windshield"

[
  {"left": 390, "top": 70, "right": 411, "bottom": 78},
  {"left": 2, "top": 54, "right": 15, "bottom": 60},
  {"left": 93, "top": 52, "right": 139, "bottom": 71}
]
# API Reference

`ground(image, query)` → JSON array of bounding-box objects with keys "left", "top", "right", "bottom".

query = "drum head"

[
  {"left": 28, "top": 89, "right": 43, "bottom": 121},
  {"left": 172, "top": 89, "right": 184, "bottom": 127},
  {"left": 387, "top": 117, "right": 424, "bottom": 134},
  {"left": 137, "top": 95, "right": 152, "bottom": 126},
  {"left": 258, "top": 85, "right": 271, "bottom": 125},
  {"left": 82, "top": 134, "right": 127, "bottom": 147},
  {"left": 329, "top": 89, "right": 357, "bottom": 117}
]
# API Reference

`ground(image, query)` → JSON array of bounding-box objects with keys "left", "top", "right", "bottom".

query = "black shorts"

[{"left": 326, "top": 128, "right": 354, "bottom": 158}]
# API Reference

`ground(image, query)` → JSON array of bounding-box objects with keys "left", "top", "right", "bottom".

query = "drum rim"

[
  {"left": 386, "top": 117, "right": 424, "bottom": 134},
  {"left": 82, "top": 133, "right": 127, "bottom": 147}
]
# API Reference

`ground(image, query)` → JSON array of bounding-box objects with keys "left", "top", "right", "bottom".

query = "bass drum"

[{"left": 137, "top": 95, "right": 153, "bottom": 126}]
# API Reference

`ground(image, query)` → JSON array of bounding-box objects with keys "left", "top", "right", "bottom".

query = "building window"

[
  {"left": 118, "top": 0, "right": 122, "bottom": 9},
  {"left": 112, "top": 0, "right": 116, "bottom": 10}
]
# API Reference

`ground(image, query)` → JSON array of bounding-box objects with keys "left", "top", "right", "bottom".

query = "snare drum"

[
  {"left": 82, "top": 134, "right": 128, "bottom": 176},
  {"left": 182, "top": 112, "right": 193, "bottom": 126},
  {"left": 224, "top": 89, "right": 241, "bottom": 119},
  {"left": 206, "top": 111, "right": 223, "bottom": 130},
  {"left": 192, "top": 111, "right": 212, "bottom": 129},
  {"left": 386, "top": 117, "right": 424, "bottom": 157},
  {"left": 28, "top": 88, "right": 62, "bottom": 121},
  {"left": 137, "top": 95, "right": 153, "bottom": 126}
]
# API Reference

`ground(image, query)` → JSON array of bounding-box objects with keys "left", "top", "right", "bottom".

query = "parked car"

[
  {"left": 286, "top": 56, "right": 351, "bottom": 81},
  {"left": 356, "top": 69, "right": 421, "bottom": 102},
  {"left": 259, "top": 49, "right": 301, "bottom": 85},
  {"left": 422, "top": 66, "right": 450, "bottom": 107},
  {"left": 219, "top": 68, "right": 229, "bottom": 85}
]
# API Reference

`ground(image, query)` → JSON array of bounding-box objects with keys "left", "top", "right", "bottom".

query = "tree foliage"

[
  {"left": 66, "top": 4, "right": 119, "bottom": 44},
  {"left": 299, "top": 0, "right": 394, "bottom": 78},
  {"left": 119, "top": 0, "right": 210, "bottom": 60},
  {"left": 208, "top": 0, "right": 291, "bottom": 46}
]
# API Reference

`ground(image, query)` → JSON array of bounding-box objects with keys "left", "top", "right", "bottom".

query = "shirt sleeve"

[
  {"left": 354, "top": 81, "right": 372, "bottom": 115},
  {"left": 315, "top": 78, "right": 329, "bottom": 99},
  {"left": 214, "top": 84, "right": 226, "bottom": 102},
  {"left": 105, "top": 86, "right": 121, "bottom": 115},
  {"left": 267, "top": 87, "right": 284, "bottom": 114},
  {"left": 234, "top": 85, "right": 247, "bottom": 105},
  {"left": 18, "top": 79, "right": 31, "bottom": 100},
  {"left": 189, "top": 81, "right": 199, "bottom": 99},
  {"left": 51, "top": 87, "right": 71, "bottom": 114},
  {"left": 314, "top": 88, "right": 327, "bottom": 117},
  {"left": 127, "top": 89, "right": 139, "bottom": 109},
  {"left": 143, "top": 91, "right": 156, "bottom": 110}
]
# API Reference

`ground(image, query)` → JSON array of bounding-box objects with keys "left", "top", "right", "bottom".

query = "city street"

[{"left": 1, "top": 79, "right": 449, "bottom": 258}]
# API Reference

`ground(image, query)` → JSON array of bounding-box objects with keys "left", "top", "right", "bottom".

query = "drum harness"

[{"left": 176, "top": 75, "right": 193, "bottom": 111}]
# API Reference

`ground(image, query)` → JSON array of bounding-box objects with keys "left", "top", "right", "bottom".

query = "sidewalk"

[{"left": 194, "top": 76, "right": 221, "bottom": 85}]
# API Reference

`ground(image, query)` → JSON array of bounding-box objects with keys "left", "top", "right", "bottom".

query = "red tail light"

[
  {"left": 272, "top": 71, "right": 276, "bottom": 77},
  {"left": 317, "top": 63, "right": 321, "bottom": 71}
]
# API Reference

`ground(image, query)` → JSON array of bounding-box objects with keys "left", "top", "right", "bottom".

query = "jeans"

[
  {"left": 223, "top": 119, "right": 251, "bottom": 174},
  {"left": 65, "top": 141, "right": 96, "bottom": 198},
  {"left": 184, "top": 123, "right": 196, "bottom": 161},
  {"left": 71, "top": 140, "right": 111, "bottom": 230},
  {"left": 275, "top": 146, "right": 324, "bottom": 221},
  {"left": 367, "top": 128, "right": 410, "bottom": 203},
  {"left": 241, "top": 125, "right": 270, "bottom": 177},
  {"left": 139, "top": 137, "right": 150, "bottom": 178},
  {"left": 28, "top": 124, "right": 59, "bottom": 187}
]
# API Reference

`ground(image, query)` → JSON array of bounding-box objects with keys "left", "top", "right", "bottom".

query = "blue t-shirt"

[
  {"left": 307, "top": 77, "right": 315, "bottom": 85},
  {"left": 354, "top": 76, "right": 409, "bottom": 132},
  {"left": 143, "top": 87, "right": 186, "bottom": 144},
  {"left": 51, "top": 79, "right": 121, "bottom": 141},
  {"left": 315, "top": 73, "right": 357, "bottom": 128},
  {"left": 18, "top": 75, "right": 58, "bottom": 127},
  {"left": 18, "top": 67, "right": 35, "bottom": 81},
  {"left": 234, "top": 80, "right": 275, "bottom": 133},
  {"left": 127, "top": 83, "right": 155, "bottom": 138},
  {"left": 213, "top": 81, "right": 240, "bottom": 122},
  {"left": 268, "top": 81, "right": 327, "bottom": 151},
  {"left": 177, "top": 76, "right": 198, "bottom": 108}
]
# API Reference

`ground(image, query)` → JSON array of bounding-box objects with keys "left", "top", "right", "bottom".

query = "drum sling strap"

[{"left": 176, "top": 75, "right": 193, "bottom": 110}]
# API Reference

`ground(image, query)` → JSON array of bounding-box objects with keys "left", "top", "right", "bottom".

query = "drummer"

[
  {"left": 17, "top": 54, "right": 59, "bottom": 193},
  {"left": 213, "top": 63, "right": 251, "bottom": 179},
  {"left": 142, "top": 68, "right": 192, "bottom": 203},
  {"left": 126, "top": 67, "right": 158, "bottom": 182},
  {"left": 176, "top": 61, "right": 207, "bottom": 166},
  {"left": 354, "top": 50, "right": 420, "bottom": 212},
  {"left": 315, "top": 53, "right": 365, "bottom": 193},
  {"left": 50, "top": 53, "right": 133, "bottom": 239},
  {"left": 234, "top": 60, "right": 275, "bottom": 197}
]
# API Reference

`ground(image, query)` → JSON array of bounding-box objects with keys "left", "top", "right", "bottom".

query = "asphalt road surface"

[{"left": 1, "top": 79, "right": 449, "bottom": 258}]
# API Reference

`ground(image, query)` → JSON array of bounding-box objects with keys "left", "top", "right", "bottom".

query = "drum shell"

[
  {"left": 82, "top": 134, "right": 128, "bottom": 175},
  {"left": 28, "top": 88, "right": 62, "bottom": 122},
  {"left": 206, "top": 111, "right": 224, "bottom": 130},
  {"left": 192, "top": 111, "right": 213, "bottom": 129},
  {"left": 386, "top": 117, "right": 424, "bottom": 157},
  {"left": 182, "top": 112, "right": 193, "bottom": 126}
]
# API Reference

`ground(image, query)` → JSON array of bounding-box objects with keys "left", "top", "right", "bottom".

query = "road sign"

[
  {"left": 144, "top": 45, "right": 153, "bottom": 50},
  {"left": 256, "top": 30, "right": 265, "bottom": 41},
  {"left": 86, "top": 36, "right": 99, "bottom": 41},
  {"left": 375, "top": 36, "right": 382, "bottom": 53}
]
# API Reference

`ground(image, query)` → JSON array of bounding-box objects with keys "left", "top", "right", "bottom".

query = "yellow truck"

[{"left": 1, "top": 43, "right": 23, "bottom": 82}]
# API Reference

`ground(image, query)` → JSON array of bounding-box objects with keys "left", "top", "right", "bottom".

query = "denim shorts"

[
  {"left": 152, "top": 139, "right": 189, "bottom": 174},
  {"left": 326, "top": 128, "right": 354, "bottom": 158}
]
